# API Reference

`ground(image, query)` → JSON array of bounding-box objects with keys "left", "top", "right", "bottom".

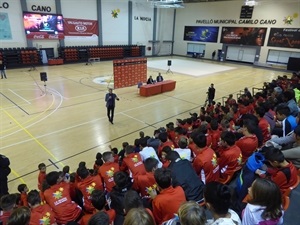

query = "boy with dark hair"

[
  {"left": 98, "top": 151, "right": 120, "bottom": 193},
  {"left": 254, "top": 106, "right": 271, "bottom": 144},
  {"left": 235, "top": 119, "right": 258, "bottom": 162},
  {"left": 139, "top": 137, "right": 162, "bottom": 168},
  {"left": 118, "top": 142, "right": 129, "bottom": 166},
  {"left": 0, "top": 194, "right": 16, "bottom": 225},
  {"left": 110, "top": 171, "right": 132, "bottom": 225},
  {"left": 218, "top": 131, "right": 243, "bottom": 182},
  {"left": 273, "top": 103, "right": 297, "bottom": 137},
  {"left": 93, "top": 153, "right": 103, "bottom": 173},
  {"left": 110, "top": 147, "right": 119, "bottom": 164},
  {"left": 17, "top": 184, "right": 29, "bottom": 207},
  {"left": 120, "top": 145, "right": 146, "bottom": 179},
  {"left": 27, "top": 189, "right": 56, "bottom": 225},
  {"left": 151, "top": 168, "right": 186, "bottom": 225},
  {"left": 264, "top": 146, "right": 298, "bottom": 194},
  {"left": 77, "top": 166, "right": 103, "bottom": 213},
  {"left": 283, "top": 90, "right": 299, "bottom": 117},
  {"left": 80, "top": 190, "right": 115, "bottom": 225},
  {"left": 37, "top": 163, "right": 46, "bottom": 191},
  {"left": 88, "top": 211, "right": 109, "bottom": 225},
  {"left": 7, "top": 206, "right": 30, "bottom": 225},
  {"left": 157, "top": 132, "right": 174, "bottom": 158},
  {"left": 173, "top": 136, "right": 192, "bottom": 161},
  {"left": 209, "top": 119, "right": 221, "bottom": 151},
  {"left": 147, "top": 129, "right": 161, "bottom": 153},
  {"left": 192, "top": 133, "right": 220, "bottom": 184},
  {"left": 167, "top": 151, "right": 204, "bottom": 202},
  {"left": 161, "top": 146, "right": 172, "bottom": 168},
  {"left": 133, "top": 157, "right": 158, "bottom": 198},
  {"left": 44, "top": 171, "right": 82, "bottom": 224},
  {"left": 63, "top": 165, "right": 70, "bottom": 179}
]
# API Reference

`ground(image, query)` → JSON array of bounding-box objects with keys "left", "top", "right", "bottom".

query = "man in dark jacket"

[
  {"left": 167, "top": 151, "right": 204, "bottom": 203},
  {"left": 0, "top": 154, "right": 11, "bottom": 197},
  {"left": 0, "top": 60, "right": 7, "bottom": 79},
  {"left": 109, "top": 171, "right": 132, "bottom": 225},
  {"left": 207, "top": 83, "right": 215, "bottom": 104},
  {"left": 105, "top": 88, "right": 119, "bottom": 124}
]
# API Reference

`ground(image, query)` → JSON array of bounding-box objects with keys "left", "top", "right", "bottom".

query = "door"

[{"left": 226, "top": 46, "right": 256, "bottom": 63}]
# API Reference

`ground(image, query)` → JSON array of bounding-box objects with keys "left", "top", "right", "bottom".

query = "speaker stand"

[
  {"left": 166, "top": 66, "right": 173, "bottom": 74},
  {"left": 85, "top": 58, "right": 92, "bottom": 66},
  {"left": 28, "top": 65, "right": 37, "bottom": 71},
  {"left": 43, "top": 81, "right": 48, "bottom": 95}
]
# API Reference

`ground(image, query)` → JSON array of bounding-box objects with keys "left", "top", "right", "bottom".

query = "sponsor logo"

[{"left": 75, "top": 25, "right": 87, "bottom": 32}]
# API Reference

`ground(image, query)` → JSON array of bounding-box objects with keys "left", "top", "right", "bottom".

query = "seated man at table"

[
  {"left": 147, "top": 75, "right": 155, "bottom": 84},
  {"left": 156, "top": 73, "right": 164, "bottom": 82}
]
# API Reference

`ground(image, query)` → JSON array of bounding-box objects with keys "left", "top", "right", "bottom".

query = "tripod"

[
  {"left": 29, "top": 54, "right": 37, "bottom": 71},
  {"left": 43, "top": 81, "right": 48, "bottom": 95},
  {"left": 166, "top": 65, "right": 173, "bottom": 74},
  {"left": 29, "top": 64, "right": 37, "bottom": 71},
  {"left": 85, "top": 58, "right": 92, "bottom": 66}
]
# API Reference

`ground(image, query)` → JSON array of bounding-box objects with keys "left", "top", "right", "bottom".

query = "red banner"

[
  {"left": 26, "top": 33, "right": 64, "bottom": 40},
  {"left": 64, "top": 18, "right": 98, "bottom": 36}
]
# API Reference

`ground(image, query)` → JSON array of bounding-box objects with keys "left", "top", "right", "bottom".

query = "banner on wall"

[
  {"left": 267, "top": 28, "right": 300, "bottom": 49},
  {"left": 221, "top": 27, "right": 267, "bottom": 46},
  {"left": 0, "top": 12, "right": 12, "bottom": 40},
  {"left": 64, "top": 18, "right": 98, "bottom": 37},
  {"left": 184, "top": 26, "right": 219, "bottom": 42}
]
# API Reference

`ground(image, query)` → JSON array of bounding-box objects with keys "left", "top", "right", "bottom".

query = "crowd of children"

[{"left": 1, "top": 72, "right": 300, "bottom": 225}]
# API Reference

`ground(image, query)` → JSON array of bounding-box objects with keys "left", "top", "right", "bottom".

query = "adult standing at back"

[
  {"left": 0, "top": 154, "right": 11, "bottom": 197},
  {"left": 105, "top": 88, "right": 119, "bottom": 124},
  {"left": 208, "top": 83, "right": 215, "bottom": 104},
  {"left": 0, "top": 60, "right": 7, "bottom": 79}
]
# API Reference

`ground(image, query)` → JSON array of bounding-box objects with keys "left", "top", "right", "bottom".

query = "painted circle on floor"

[{"left": 93, "top": 76, "right": 114, "bottom": 85}]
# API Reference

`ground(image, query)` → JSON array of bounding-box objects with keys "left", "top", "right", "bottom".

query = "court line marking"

[
  {"left": 8, "top": 89, "right": 31, "bottom": 104},
  {"left": 11, "top": 168, "right": 26, "bottom": 184},
  {"left": 0, "top": 87, "right": 63, "bottom": 137},
  {"left": 2, "top": 107, "right": 64, "bottom": 167},
  {"left": 0, "top": 92, "right": 29, "bottom": 115},
  {"left": 120, "top": 112, "right": 153, "bottom": 125}
]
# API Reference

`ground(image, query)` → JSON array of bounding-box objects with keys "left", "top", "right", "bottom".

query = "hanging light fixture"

[
  {"left": 244, "top": 0, "right": 257, "bottom": 6},
  {"left": 147, "top": 0, "right": 185, "bottom": 8}
]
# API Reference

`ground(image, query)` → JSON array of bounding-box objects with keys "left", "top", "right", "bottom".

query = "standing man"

[
  {"left": 207, "top": 83, "right": 215, "bottom": 104},
  {"left": 105, "top": 88, "right": 119, "bottom": 124},
  {"left": 0, "top": 154, "right": 11, "bottom": 197},
  {"left": 0, "top": 60, "right": 7, "bottom": 79},
  {"left": 212, "top": 50, "right": 216, "bottom": 60}
]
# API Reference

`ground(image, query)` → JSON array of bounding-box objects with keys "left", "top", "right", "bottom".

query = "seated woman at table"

[
  {"left": 156, "top": 73, "right": 164, "bottom": 82},
  {"left": 147, "top": 75, "right": 155, "bottom": 84}
]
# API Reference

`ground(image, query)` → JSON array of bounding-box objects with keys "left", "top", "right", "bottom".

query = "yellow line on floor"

[
  {"left": 2, "top": 107, "right": 64, "bottom": 168},
  {"left": 11, "top": 169, "right": 26, "bottom": 184}
]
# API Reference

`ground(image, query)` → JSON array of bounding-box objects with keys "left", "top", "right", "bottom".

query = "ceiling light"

[
  {"left": 148, "top": 0, "right": 185, "bottom": 8},
  {"left": 244, "top": 0, "right": 257, "bottom": 6}
]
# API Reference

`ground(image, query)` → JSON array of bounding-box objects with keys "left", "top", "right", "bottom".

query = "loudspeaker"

[
  {"left": 40, "top": 72, "right": 47, "bottom": 82},
  {"left": 167, "top": 60, "right": 172, "bottom": 66}
]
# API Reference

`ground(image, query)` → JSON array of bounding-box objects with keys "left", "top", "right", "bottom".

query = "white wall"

[
  {"left": 61, "top": 0, "right": 98, "bottom": 46},
  {"left": 0, "top": 0, "right": 27, "bottom": 48},
  {"left": 174, "top": 0, "right": 300, "bottom": 63},
  {"left": 132, "top": 1, "right": 153, "bottom": 55},
  {"left": 102, "top": 0, "right": 129, "bottom": 45}
]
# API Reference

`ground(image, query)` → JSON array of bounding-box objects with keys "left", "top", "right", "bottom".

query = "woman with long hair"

[{"left": 242, "top": 178, "right": 283, "bottom": 225}]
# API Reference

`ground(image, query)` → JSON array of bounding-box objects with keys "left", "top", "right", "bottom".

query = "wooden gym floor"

[{"left": 0, "top": 56, "right": 285, "bottom": 192}]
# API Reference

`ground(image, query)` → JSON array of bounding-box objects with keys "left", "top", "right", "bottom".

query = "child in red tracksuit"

[{"left": 17, "top": 184, "right": 29, "bottom": 207}]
